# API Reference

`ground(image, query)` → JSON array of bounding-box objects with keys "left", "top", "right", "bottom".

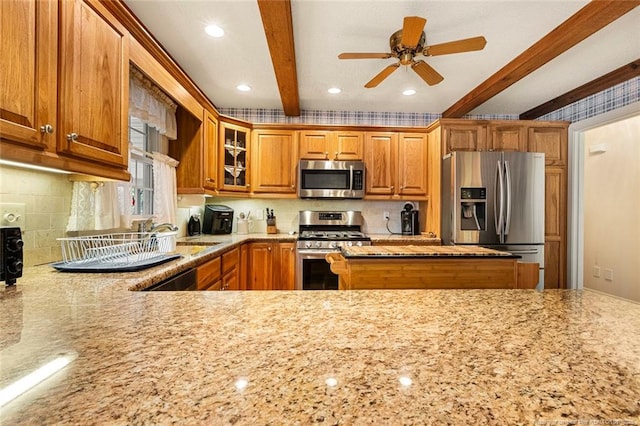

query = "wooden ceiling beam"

[
  {"left": 442, "top": 0, "right": 640, "bottom": 119},
  {"left": 257, "top": 0, "right": 301, "bottom": 116},
  {"left": 520, "top": 59, "right": 640, "bottom": 120}
]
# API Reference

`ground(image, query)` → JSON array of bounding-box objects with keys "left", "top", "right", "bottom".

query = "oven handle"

[
  {"left": 297, "top": 248, "right": 341, "bottom": 256},
  {"left": 349, "top": 164, "right": 354, "bottom": 193}
]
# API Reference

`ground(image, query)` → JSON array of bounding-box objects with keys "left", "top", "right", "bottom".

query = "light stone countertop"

[{"left": 1, "top": 234, "right": 639, "bottom": 424}]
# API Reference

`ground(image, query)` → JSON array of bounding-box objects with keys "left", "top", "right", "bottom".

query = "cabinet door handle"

[
  {"left": 66, "top": 132, "right": 78, "bottom": 141},
  {"left": 40, "top": 124, "right": 54, "bottom": 134}
]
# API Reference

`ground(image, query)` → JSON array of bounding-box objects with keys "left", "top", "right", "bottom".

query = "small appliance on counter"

[
  {"left": 1, "top": 226, "right": 24, "bottom": 286},
  {"left": 187, "top": 214, "right": 201, "bottom": 236},
  {"left": 202, "top": 204, "right": 233, "bottom": 234},
  {"left": 401, "top": 203, "right": 420, "bottom": 235}
]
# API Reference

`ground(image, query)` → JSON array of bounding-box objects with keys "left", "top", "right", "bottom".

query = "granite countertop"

[
  {"left": 341, "top": 245, "right": 516, "bottom": 258},
  {"left": 1, "top": 238, "right": 640, "bottom": 424},
  {"left": 368, "top": 234, "right": 441, "bottom": 244}
]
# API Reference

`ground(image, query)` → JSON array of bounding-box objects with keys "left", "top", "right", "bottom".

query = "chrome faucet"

[{"left": 149, "top": 223, "right": 178, "bottom": 233}]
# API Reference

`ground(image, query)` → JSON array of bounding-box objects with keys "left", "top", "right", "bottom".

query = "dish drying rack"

[{"left": 52, "top": 232, "right": 179, "bottom": 272}]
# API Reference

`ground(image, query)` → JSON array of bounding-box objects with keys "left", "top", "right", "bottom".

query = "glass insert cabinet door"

[{"left": 220, "top": 122, "right": 249, "bottom": 191}]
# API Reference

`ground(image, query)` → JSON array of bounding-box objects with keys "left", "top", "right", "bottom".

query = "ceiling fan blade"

[
  {"left": 401, "top": 16, "right": 427, "bottom": 48},
  {"left": 365, "top": 63, "right": 400, "bottom": 88},
  {"left": 424, "top": 36, "right": 487, "bottom": 56},
  {"left": 411, "top": 60, "right": 444, "bottom": 86},
  {"left": 338, "top": 52, "right": 394, "bottom": 60}
]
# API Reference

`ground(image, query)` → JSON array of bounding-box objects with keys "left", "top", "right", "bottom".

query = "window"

[{"left": 127, "top": 116, "right": 162, "bottom": 216}]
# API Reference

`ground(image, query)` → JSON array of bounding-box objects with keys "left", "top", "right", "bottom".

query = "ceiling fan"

[{"left": 338, "top": 16, "right": 487, "bottom": 88}]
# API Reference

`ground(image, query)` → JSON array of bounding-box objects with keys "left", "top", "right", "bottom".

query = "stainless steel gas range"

[{"left": 296, "top": 211, "right": 371, "bottom": 290}]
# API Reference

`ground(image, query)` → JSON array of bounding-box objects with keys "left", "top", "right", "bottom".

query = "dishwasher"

[{"left": 144, "top": 268, "right": 197, "bottom": 291}]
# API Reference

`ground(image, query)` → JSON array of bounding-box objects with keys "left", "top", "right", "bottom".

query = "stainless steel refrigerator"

[{"left": 441, "top": 151, "right": 545, "bottom": 289}]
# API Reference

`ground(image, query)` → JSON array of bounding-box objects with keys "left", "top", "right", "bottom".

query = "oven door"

[{"left": 296, "top": 248, "right": 340, "bottom": 290}]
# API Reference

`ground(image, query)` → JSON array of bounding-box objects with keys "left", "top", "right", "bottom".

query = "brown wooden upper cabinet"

[
  {"left": 0, "top": 0, "right": 57, "bottom": 152},
  {"left": 440, "top": 121, "right": 487, "bottom": 155},
  {"left": 298, "top": 130, "right": 363, "bottom": 160},
  {"left": 219, "top": 119, "right": 251, "bottom": 192},
  {"left": 364, "top": 132, "right": 428, "bottom": 200},
  {"left": 203, "top": 111, "right": 218, "bottom": 191},
  {"left": 251, "top": 129, "right": 297, "bottom": 194},
  {"left": 58, "top": 0, "right": 129, "bottom": 169},
  {"left": 488, "top": 124, "right": 527, "bottom": 151},
  {"left": 1, "top": 0, "right": 130, "bottom": 180}
]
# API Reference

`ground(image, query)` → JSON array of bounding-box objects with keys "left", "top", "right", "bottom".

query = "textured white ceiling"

[{"left": 124, "top": 0, "right": 639, "bottom": 116}]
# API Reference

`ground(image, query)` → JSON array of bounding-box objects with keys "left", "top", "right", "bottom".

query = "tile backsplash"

[
  {"left": 177, "top": 195, "right": 423, "bottom": 236},
  {"left": 0, "top": 165, "right": 72, "bottom": 266}
]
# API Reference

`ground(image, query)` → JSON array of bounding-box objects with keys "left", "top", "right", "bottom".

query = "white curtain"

[
  {"left": 152, "top": 152, "right": 179, "bottom": 225},
  {"left": 129, "top": 67, "right": 178, "bottom": 140},
  {"left": 67, "top": 182, "right": 121, "bottom": 231}
]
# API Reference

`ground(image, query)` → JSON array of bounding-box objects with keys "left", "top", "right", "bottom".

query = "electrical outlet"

[
  {"left": 592, "top": 265, "right": 600, "bottom": 278},
  {"left": 604, "top": 268, "right": 614, "bottom": 281},
  {"left": 383, "top": 211, "right": 390, "bottom": 220},
  {"left": 0, "top": 203, "right": 26, "bottom": 227}
]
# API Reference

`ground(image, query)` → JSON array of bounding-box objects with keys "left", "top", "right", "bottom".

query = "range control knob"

[
  {"left": 346, "top": 241, "right": 353, "bottom": 247},
  {"left": 329, "top": 241, "right": 337, "bottom": 249},
  {"left": 8, "top": 238, "right": 24, "bottom": 252},
  {"left": 304, "top": 241, "right": 312, "bottom": 249},
  {"left": 356, "top": 241, "right": 363, "bottom": 247},
  {"left": 315, "top": 241, "right": 322, "bottom": 248},
  {"left": 8, "top": 260, "right": 23, "bottom": 275}
]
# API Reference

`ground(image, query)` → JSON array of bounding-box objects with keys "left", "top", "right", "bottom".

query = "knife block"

[{"left": 266, "top": 217, "right": 277, "bottom": 234}]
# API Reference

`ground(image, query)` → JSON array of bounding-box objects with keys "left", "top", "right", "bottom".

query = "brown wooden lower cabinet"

[
  {"left": 195, "top": 247, "right": 240, "bottom": 291},
  {"left": 246, "top": 241, "right": 295, "bottom": 290},
  {"left": 326, "top": 253, "right": 539, "bottom": 290}
]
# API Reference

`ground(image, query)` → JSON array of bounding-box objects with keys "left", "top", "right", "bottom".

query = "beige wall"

[
  {"left": 0, "top": 165, "right": 72, "bottom": 266},
  {"left": 583, "top": 114, "right": 640, "bottom": 302}
]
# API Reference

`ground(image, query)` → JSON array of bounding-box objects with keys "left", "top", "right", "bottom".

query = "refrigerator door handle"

[
  {"left": 504, "top": 160, "right": 512, "bottom": 236},
  {"left": 495, "top": 160, "right": 505, "bottom": 241}
]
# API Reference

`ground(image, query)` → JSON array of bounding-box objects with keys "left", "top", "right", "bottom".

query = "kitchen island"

[
  {"left": 327, "top": 245, "right": 539, "bottom": 290},
  {"left": 1, "top": 262, "right": 639, "bottom": 424}
]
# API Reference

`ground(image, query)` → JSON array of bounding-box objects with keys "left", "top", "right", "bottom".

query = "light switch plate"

[{"left": 0, "top": 203, "right": 26, "bottom": 227}]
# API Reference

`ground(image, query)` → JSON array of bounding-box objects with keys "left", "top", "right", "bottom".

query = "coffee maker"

[
  {"left": 400, "top": 203, "right": 420, "bottom": 235},
  {"left": 202, "top": 204, "right": 234, "bottom": 234}
]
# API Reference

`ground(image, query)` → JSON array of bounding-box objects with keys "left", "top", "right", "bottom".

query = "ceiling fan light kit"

[{"left": 339, "top": 15, "right": 487, "bottom": 88}]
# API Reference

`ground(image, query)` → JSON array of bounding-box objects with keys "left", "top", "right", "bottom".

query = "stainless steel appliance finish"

[
  {"left": 296, "top": 211, "right": 371, "bottom": 290},
  {"left": 441, "top": 151, "right": 545, "bottom": 288},
  {"left": 298, "top": 160, "right": 365, "bottom": 199}
]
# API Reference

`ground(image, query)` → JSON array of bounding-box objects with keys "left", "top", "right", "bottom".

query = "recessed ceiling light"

[
  {"left": 403, "top": 89, "right": 416, "bottom": 96},
  {"left": 205, "top": 24, "right": 224, "bottom": 38},
  {"left": 236, "top": 84, "right": 251, "bottom": 92},
  {"left": 328, "top": 87, "right": 341, "bottom": 94}
]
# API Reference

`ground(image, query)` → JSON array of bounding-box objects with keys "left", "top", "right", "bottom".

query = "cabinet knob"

[
  {"left": 246, "top": 184, "right": 251, "bottom": 188},
  {"left": 206, "top": 177, "right": 215, "bottom": 182},
  {"left": 390, "top": 186, "right": 394, "bottom": 190},
  {"left": 40, "top": 124, "right": 54, "bottom": 134},
  {"left": 66, "top": 132, "right": 78, "bottom": 141},
  {"left": 268, "top": 247, "right": 271, "bottom": 251},
  {"left": 324, "top": 152, "right": 329, "bottom": 159},
  {"left": 335, "top": 151, "right": 339, "bottom": 158}
]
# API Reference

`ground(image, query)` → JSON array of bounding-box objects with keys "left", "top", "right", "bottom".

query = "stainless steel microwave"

[{"left": 298, "top": 160, "right": 365, "bottom": 199}]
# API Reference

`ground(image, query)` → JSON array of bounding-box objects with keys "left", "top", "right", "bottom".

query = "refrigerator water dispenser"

[{"left": 460, "top": 187, "right": 486, "bottom": 231}]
